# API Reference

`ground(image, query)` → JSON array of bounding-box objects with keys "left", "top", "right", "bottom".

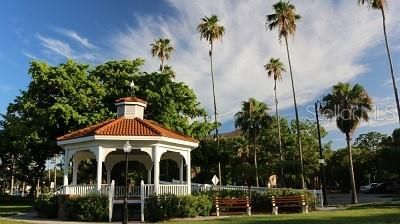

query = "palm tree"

[
  {"left": 197, "top": 15, "right": 225, "bottom": 140},
  {"left": 264, "top": 57, "right": 285, "bottom": 187},
  {"left": 358, "top": 0, "right": 400, "bottom": 124},
  {"left": 321, "top": 82, "right": 373, "bottom": 204},
  {"left": 234, "top": 98, "right": 271, "bottom": 187},
  {"left": 150, "top": 38, "right": 174, "bottom": 72},
  {"left": 266, "top": 0, "right": 304, "bottom": 188}
]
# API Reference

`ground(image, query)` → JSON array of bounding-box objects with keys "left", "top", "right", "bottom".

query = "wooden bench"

[
  {"left": 214, "top": 197, "right": 251, "bottom": 216},
  {"left": 271, "top": 195, "right": 308, "bottom": 215}
]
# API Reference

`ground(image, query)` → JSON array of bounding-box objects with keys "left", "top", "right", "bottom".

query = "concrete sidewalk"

[{"left": 3, "top": 212, "right": 230, "bottom": 223}]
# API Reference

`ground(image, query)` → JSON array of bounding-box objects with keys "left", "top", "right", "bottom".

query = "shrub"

[
  {"left": 1, "top": 195, "right": 34, "bottom": 205},
  {"left": 145, "top": 194, "right": 213, "bottom": 221},
  {"left": 145, "top": 194, "right": 180, "bottom": 222},
  {"left": 194, "top": 194, "right": 213, "bottom": 216},
  {"left": 64, "top": 194, "right": 108, "bottom": 222},
  {"left": 33, "top": 194, "right": 58, "bottom": 218}
]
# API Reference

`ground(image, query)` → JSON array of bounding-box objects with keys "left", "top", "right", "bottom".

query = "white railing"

[
  {"left": 63, "top": 185, "right": 97, "bottom": 195},
  {"left": 114, "top": 186, "right": 141, "bottom": 198},
  {"left": 158, "top": 184, "right": 188, "bottom": 196},
  {"left": 308, "top": 189, "right": 323, "bottom": 208}
]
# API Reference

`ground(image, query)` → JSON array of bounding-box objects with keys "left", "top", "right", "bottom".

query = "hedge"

[
  {"left": 34, "top": 194, "right": 108, "bottom": 221},
  {"left": 145, "top": 194, "right": 213, "bottom": 222},
  {"left": 64, "top": 194, "right": 108, "bottom": 222},
  {"left": 33, "top": 194, "right": 58, "bottom": 218}
]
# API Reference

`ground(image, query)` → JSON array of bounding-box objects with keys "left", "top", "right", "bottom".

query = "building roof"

[
  {"left": 56, "top": 117, "right": 198, "bottom": 143},
  {"left": 115, "top": 97, "right": 147, "bottom": 105}
]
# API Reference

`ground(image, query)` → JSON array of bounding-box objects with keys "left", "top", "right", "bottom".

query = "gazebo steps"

[
  {"left": 112, "top": 203, "right": 141, "bottom": 221},
  {"left": 113, "top": 197, "right": 141, "bottom": 204}
]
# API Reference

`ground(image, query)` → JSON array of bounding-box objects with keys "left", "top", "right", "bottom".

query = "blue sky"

[{"left": 1, "top": 0, "right": 400, "bottom": 149}]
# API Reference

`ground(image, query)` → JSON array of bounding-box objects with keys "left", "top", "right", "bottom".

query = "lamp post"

[
  {"left": 123, "top": 141, "right": 132, "bottom": 224},
  {"left": 315, "top": 101, "right": 327, "bottom": 206}
]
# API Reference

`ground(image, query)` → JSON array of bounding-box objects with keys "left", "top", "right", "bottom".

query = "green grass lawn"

[
  {"left": 0, "top": 204, "right": 32, "bottom": 217},
  {"left": 169, "top": 202, "right": 400, "bottom": 224},
  {"left": 0, "top": 202, "right": 399, "bottom": 224}
]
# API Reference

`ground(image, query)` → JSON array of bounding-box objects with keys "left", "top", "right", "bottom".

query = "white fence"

[
  {"left": 191, "top": 183, "right": 324, "bottom": 208},
  {"left": 158, "top": 184, "right": 189, "bottom": 196}
]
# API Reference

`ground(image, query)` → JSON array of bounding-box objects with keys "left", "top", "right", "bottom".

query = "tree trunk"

[
  {"left": 381, "top": 8, "right": 400, "bottom": 124},
  {"left": 274, "top": 79, "right": 285, "bottom": 187},
  {"left": 209, "top": 41, "right": 221, "bottom": 185},
  {"left": 284, "top": 36, "right": 305, "bottom": 189},
  {"left": 160, "top": 58, "right": 164, "bottom": 72},
  {"left": 346, "top": 132, "right": 358, "bottom": 204},
  {"left": 254, "top": 133, "right": 259, "bottom": 187}
]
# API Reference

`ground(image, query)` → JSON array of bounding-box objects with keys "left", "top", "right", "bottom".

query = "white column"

[
  {"left": 106, "top": 168, "right": 111, "bottom": 185},
  {"left": 72, "top": 155, "right": 78, "bottom": 185},
  {"left": 63, "top": 150, "right": 69, "bottom": 187},
  {"left": 152, "top": 146, "right": 160, "bottom": 194},
  {"left": 186, "top": 151, "right": 191, "bottom": 194},
  {"left": 179, "top": 158, "right": 184, "bottom": 184},
  {"left": 94, "top": 146, "right": 104, "bottom": 191},
  {"left": 147, "top": 168, "right": 152, "bottom": 184}
]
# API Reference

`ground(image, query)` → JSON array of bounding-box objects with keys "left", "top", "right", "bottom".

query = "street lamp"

[
  {"left": 315, "top": 101, "right": 328, "bottom": 206},
  {"left": 122, "top": 141, "right": 132, "bottom": 224}
]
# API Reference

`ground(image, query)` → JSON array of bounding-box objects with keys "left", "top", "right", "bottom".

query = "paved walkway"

[{"left": 2, "top": 212, "right": 231, "bottom": 223}]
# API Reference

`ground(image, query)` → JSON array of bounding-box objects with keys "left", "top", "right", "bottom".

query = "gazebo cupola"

[{"left": 115, "top": 97, "right": 147, "bottom": 119}]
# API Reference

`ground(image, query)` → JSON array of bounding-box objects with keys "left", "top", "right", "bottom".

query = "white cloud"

[
  {"left": 54, "top": 28, "right": 97, "bottom": 49},
  {"left": 36, "top": 33, "right": 102, "bottom": 62},
  {"left": 109, "top": 0, "right": 400, "bottom": 123},
  {"left": 37, "top": 34, "right": 73, "bottom": 58},
  {"left": 22, "top": 51, "right": 38, "bottom": 60}
]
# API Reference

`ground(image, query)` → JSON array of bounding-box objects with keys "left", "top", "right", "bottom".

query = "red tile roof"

[
  {"left": 57, "top": 117, "right": 198, "bottom": 143},
  {"left": 115, "top": 97, "right": 147, "bottom": 105}
]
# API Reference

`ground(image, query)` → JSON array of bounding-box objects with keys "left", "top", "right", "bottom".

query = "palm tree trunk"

[
  {"left": 381, "top": 8, "right": 400, "bottom": 124},
  {"left": 346, "top": 132, "right": 358, "bottom": 204},
  {"left": 274, "top": 80, "right": 285, "bottom": 187},
  {"left": 284, "top": 36, "right": 305, "bottom": 189},
  {"left": 160, "top": 58, "right": 164, "bottom": 72},
  {"left": 209, "top": 42, "right": 221, "bottom": 185},
  {"left": 209, "top": 42, "right": 219, "bottom": 138},
  {"left": 254, "top": 134, "right": 259, "bottom": 187}
]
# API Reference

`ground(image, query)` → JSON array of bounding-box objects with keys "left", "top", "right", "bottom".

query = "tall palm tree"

[
  {"left": 264, "top": 57, "right": 285, "bottom": 187},
  {"left": 150, "top": 38, "right": 174, "bottom": 72},
  {"left": 234, "top": 98, "right": 271, "bottom": 187},
  {"left": 321, "top": 82, "right": 373, "bottom": 204},
  {"left": 197, "top": 15, "right": 225, "bottom": 140},
  {"left": 198, "top": 15, "right": 225, "bottom": 185},
  {"left": 358, "top": 0, "right": 400, "bottom": 124},
  {"left": 266, "top": 0, "right": 304, "bottom": 188}
]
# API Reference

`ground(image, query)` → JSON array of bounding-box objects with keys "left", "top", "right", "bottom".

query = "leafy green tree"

[
  {"left": 266, "top": 0, "right": 304, "bottom": 189},
  {"left": 321, "top": 82, "right": 373, "bottom": 204},
  {"left": 1, "top": 60, "right": 110, "bottom": 196},
  {"left": 234, "top": 98, "right": 271, "bottom": 187},
  {"left": 150, "top": 38, "right": 174, "bottom": 72},
  {"left": 354, "top": 132, "right": 388, "bottom": 151},
  {"left": 90, "top": 60, "right": 213, "bottom": 139},
  {"left": 260, "top": 117, "right": 328, "bottom": 188},
  {"left": 197, "top": 15, "right": 225, "bottom": 139},
  {"left": 264, "top": 57, "right": 286, "bottom": 186},
  {"left": 358, "top": 0, "right": 400, "bottom": 124},
  {"left": 2, "top": 59, "right": 214, "bottom": 196}
]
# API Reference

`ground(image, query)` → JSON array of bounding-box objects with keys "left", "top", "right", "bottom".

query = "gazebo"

[{"left": 56, "top": 97, "right": 199, "bottom": 198}]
